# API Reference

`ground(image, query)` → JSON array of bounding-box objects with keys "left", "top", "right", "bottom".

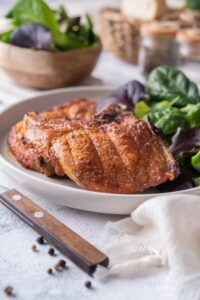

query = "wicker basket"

[{"left": 98, "top": 8, "right": 141, "bottom": 64}]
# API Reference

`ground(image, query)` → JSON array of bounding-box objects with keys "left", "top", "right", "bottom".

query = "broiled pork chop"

[
  {"left": 40, "top": 98, "right": 96, "bottom": 120},
  {"left": 8, "top": 99, "right": 96, "bottom": 176},
  {"left": 8, "top": 102, "right": 179, "bottom": 193},
  {"left": 53, "top": 105, "right": 179, "bottom": 193}
]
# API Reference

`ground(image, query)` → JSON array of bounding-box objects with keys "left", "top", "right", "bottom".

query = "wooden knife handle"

[{"left": 0, "top": 189, "right": 109, "bottom": 274}]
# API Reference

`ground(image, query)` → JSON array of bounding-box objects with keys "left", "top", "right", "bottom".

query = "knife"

[{"left": 0, "top": 185, "right": 109, "bottom": 274}]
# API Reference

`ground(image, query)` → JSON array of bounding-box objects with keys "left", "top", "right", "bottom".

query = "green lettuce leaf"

[
  {"left": 181, "top": 103, "right": 200, "bottom": 128},
  {"left": 135, "top": 101, "right": 150, "bottom": 118},
  {"left": 147, "top": 66, "right": 200, "bottom": 107},
  {"left": 191, "top": 151, "right": 200, "bottom": 173},
  {"left": 148, "top": 107, "right": 187, "bottom": 135},
  {"left": 6, "top": 0, "right": 72, "bottom": 49}
]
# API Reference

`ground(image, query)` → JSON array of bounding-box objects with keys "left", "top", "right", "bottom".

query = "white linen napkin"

[{"left": 97, "top": 194, "right": 200, "bottom": 300}]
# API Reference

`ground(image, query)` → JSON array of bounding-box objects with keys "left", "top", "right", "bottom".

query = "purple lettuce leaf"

[
  {"left": 170, "top": 127, "right": 200, "bottom": 155},
  {"left": 96, "top": 80, "right": 147, "bottom": 112},
  {"left": 11, "top": 23, "right": 52, "bottom": 50}
]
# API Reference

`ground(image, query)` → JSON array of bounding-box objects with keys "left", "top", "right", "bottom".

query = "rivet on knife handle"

[{"left": 0, "top": 189, "right": 109, "bottom": 274}]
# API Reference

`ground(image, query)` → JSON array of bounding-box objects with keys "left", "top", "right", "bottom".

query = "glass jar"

[
  {"left": 176, "top": 29, "right": 200, "bottom": 83},
  {"left": 139, "top": 21, "right": 180, "bottom": 77},
  {"left": 177, "top": 29, "right": 200, "bottom": 61}
]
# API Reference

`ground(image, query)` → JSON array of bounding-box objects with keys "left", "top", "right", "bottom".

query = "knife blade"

[{"left": 0, "top": 185, "right": 109, "bottom": 274}]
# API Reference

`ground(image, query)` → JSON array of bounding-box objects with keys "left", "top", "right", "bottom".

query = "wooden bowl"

[{"left": 0, "top": 41, "right": 101, "bottom": 89}]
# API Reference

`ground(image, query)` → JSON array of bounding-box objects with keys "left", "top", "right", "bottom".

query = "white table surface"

[{"left": 0, "top": 1, "right": 198, "bottom": 300}]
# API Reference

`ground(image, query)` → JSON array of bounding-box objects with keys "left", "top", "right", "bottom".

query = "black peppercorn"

[
  {"left": 4, "top": 286, "right": 13, "bottom": 296},
  {"left": 48, "top": 248, "right": 55, "bottom": 256},
  {"left": 85, "top": 281, "right": 92, "bottom": 289},
  {"left": 36, "top": 236, "right": 45, "bottom": 245},
  {"left": 54, "top": 259, "right": 67, "bottom": 272},
  {"left": 58, "top": 259, "right": 66, "bottom": 268},
  {"left": 47, "top": 268, "right": 53, "bottom": 275}
]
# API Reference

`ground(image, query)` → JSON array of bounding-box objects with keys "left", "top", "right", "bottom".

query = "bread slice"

[{"left": 122, "top": 0, "right": 168, "bottom": 21}]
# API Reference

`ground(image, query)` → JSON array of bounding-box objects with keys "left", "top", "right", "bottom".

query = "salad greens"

[
  {"left": 170, "top": 127, "right": 200, "bottom": 155},
  {"left": 0, "top": 29, "right": 13, "bottom": 43},
  {"left": 135, "top": 101, "right": 150, "bottom": 119},
  {"left": 181, "top": 104, "right": 200, "bottom": 128},
  {"left": 147, "top": 66, "right": 200, "bottom": 107},
  {"left": 97, "top": 66, "right": 200, "bottom": 190},
  {"left": 135, "top": 66, "right": 200, "bottom": 136},
  {"left": 54, "top": 5, "right": 68, "bottom": 25},
  {"left": 96, "top": 80, "right": 147, "bottom": 112},
  {"left": 186, "top": 0, "right": 200, "bottom": 10},
  {"left": 191, "top": 152, "right": 200, "bottom": 173},
  {"left": 134, "top": 65, "right": 200, "bottom": 190},
  {"left": 136, "top": 100, "right": 188, "bottom": 136},
  {"left": 0, "top": 0, "right": 98, "bottom": 51},
  {"left": 148, "top": 107, "right": 187, "bottom": 135},
  {"left": 11, "top": 23, "right": 52, "bottom": 50}
]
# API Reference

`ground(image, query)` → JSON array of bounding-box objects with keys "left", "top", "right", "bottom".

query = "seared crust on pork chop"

[
  {"left": 53, "top": 105, "right": 179, "bottom": 193},
  {"left": 8, "top": 101, "right": 179, "bottom": 193},
  {"left": 8, "top": 99, "right": 96, "bottom": 176}
]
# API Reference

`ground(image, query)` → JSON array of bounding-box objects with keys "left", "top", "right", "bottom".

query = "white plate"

[{"left": 0, "top": 86, "right": 200, "bottom": 215}]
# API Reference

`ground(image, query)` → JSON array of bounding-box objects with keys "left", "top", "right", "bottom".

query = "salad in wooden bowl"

[{"left": 0, "top": 0, "right": 101, "bottom": 89}]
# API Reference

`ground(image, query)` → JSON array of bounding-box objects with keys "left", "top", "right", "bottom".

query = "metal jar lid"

[{"left": 180, "top": 11, "right": 200, "bottom": 27}]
